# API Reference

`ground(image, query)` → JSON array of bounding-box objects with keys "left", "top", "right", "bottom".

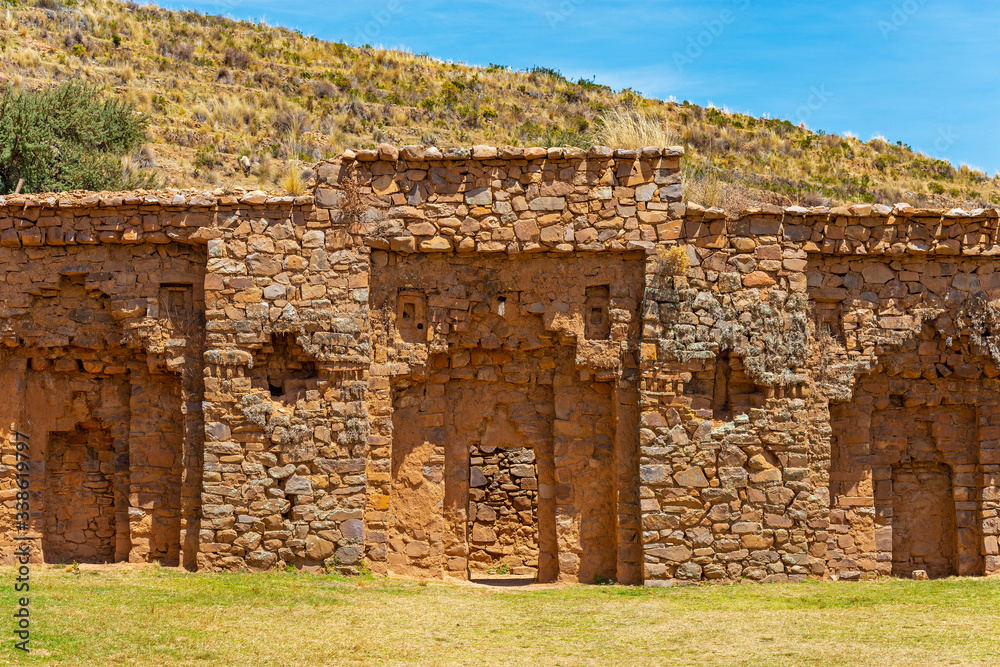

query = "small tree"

[{"left": 0, "top": 82, "right": 150, "bottom": 194}]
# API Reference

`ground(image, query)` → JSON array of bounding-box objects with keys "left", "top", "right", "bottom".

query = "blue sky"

[{"left": 156, "top": 0, "right": 999, "bottom": 174}]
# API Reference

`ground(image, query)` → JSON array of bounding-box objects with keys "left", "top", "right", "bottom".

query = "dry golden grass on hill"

[{"left": 1, "top": 0, "right": 999, "bottom": 211}]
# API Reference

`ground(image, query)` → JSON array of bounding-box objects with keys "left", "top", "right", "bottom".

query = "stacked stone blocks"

[{"left": 0, "top": 145, "right": 997, "bottom": 586}]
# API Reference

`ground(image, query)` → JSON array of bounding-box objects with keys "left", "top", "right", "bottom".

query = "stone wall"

[
  {"left": 0, "top": 190, "right": 310, "bottom": 570},
  {"left": 1, "top": 144, "right": 998, "bottom": 585},
  {"left": 366, "top": 250, "right": 642, "bottom": 583},
  {"left": 43, "top": 426, "right": 117, "bottom": 563},
  {"left": 468, "top": 443, "right": 539, "bottom": 576}
]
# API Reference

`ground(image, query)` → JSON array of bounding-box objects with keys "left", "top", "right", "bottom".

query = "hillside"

[{"left": 1, "top": 0, "right": 998, "bottom": 210}]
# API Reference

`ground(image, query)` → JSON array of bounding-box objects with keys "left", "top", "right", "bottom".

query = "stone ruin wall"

[
  {"left": 0, "top": 143, "right": 998, "bottom": 586},
  {"left": 467, "top": 442, "right": 539, "bottom": 577}
]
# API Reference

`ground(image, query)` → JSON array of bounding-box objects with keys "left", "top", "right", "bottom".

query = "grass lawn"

[{"left": 1, "top": 565, "right": 999, "bottom": 666}]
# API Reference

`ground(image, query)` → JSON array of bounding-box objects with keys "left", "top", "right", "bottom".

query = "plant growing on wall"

[
  {"left": 811, "top": 323, "right": 862, "bottom": 402},
  {"left": 653, "top": 245, "right": 691, "bottom": 277},
  {"left": 721, "top": 290, "right": 810, "bottom": 387},
  {"left": 649, "top": 274, "right": 810, "bottom": 388},
  {"left": 956, "top": 290, "right": 1000, "bottom": 363},
  {"left": 0, "top": 82, "right": 150, "bottom": 194}
]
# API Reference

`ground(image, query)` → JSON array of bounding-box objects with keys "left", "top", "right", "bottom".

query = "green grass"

[{"left": 1, "top": 566, "right": 999, "bottom": 666}]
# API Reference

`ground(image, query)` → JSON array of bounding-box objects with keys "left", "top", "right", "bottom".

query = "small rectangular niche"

[
  {"left": 397, "top": 291, "right": 427, "bottom": 343},
  {"left": 262, "top": 332, "right": 318, "bottom": 400},
  {"left": 686, "top": 351, "right": 765, "bottom": 421},
  {"left": 716, "top": 353, "right": 765, "bottom": 420},
  {"left": 814, "top": 304, "right": 845, "bottom": 345},
  {"left": 584, "top": 285, "right": 611, "bottom": 340},
  {"left": 59, "top": 273, "right": 87, "bottom": 294},
  {"left": 159, "top": 283, "right": 193, "bottom": 328}
]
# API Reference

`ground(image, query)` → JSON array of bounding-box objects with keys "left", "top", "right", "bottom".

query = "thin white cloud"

[{"left": 569, "top": 63, "right": 692, "bottom": 99}]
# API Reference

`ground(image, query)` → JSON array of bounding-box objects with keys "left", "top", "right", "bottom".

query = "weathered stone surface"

[
  {"left": 528, "top": 197, "right": 565, "bottom": 211},
  {"left": 635, "top": 183, "right": 657, "bottom": 202},
  {"left": 285, "top": 475, "right": 313, "bottom": 495},
  {"left": 674, "top": 467, "right": 709, "bottom": 488},
  {"left": 245, "top": 551, "right": 278, "bottom": 570},
  {"left": 305, "top": 535, "right": 335, "bottom": 560},
  {"left": 743, "top": 271, "right": 776, "bottom": 287},
  {"left": 465, "top": 187, "right": 492, "bottom": 206},
  {"left": 471, "top": 524, "right": 496, "bottom": 543},
  {"left": 341, "top": 519, "right": 364, "bottom": 541},
  {"left": 861, "top": 263, "right": 894, "bottom": 284},
  {"left": 336, "top": 545, "right": 364, "bottom": 565},
  {"left": 419, "top": 236, "right": 452, "bottom": 252}
]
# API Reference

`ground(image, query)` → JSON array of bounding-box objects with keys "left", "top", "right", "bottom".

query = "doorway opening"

[{"left": 467, "top": 443, "right": 538, "bottom": 583}]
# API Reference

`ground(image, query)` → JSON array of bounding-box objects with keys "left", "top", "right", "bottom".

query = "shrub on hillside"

[
  {"left": 0, "top": 82, "right": 149, "bottom": 194},
  {"left": 159, "top": 40, "right": 194, "bottom": 60},
  {"left": 224, "top": 47, "right": 251, "bottom": 69}
]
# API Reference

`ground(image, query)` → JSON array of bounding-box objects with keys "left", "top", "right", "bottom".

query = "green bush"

[
  {"left": 0, "top": 82, "right": 149, "bottom": 194},
  {"left": 193, "top": 145, "right": 218, "bottom": 171}
]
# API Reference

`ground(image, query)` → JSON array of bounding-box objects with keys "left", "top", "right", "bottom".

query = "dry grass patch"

[
  {"left": 1, "top": 566, "right": 999, "bottom": 666},
  {"left": 280, "top": 163, "right": 306, "bottom": 195},
  {"left": 596, "top": 106, "right": 674, "bottom": 148},
  {"left": 0, "top": 0, "right": 997, "bottom": 205}
]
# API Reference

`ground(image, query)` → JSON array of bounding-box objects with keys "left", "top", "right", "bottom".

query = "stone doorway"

[
  {"left": 467, "top": 443, "right": 539, "bottom": 579},
  {"left": 830, "top": 377, "right": 986, "bottom": 579},
  {"left": 890, "top": 461, "right": 956, "bottom": 578},
  {"left": 43, "top": 426, "right": 116, "bottom": 564},
  {"left": 370, "top": 253, "right": 644, "bottom": 582}
]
